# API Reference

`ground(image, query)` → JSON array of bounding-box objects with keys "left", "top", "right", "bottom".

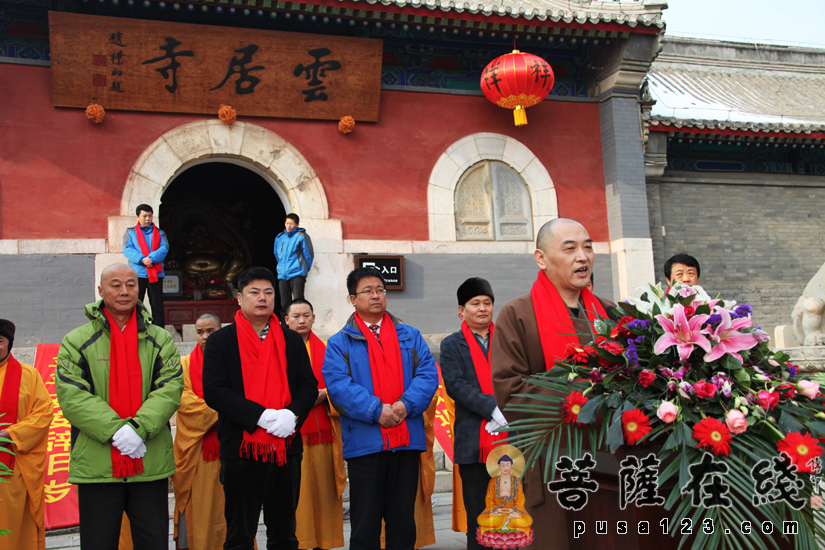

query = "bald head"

[
  {"left": 536, "top": 218, "right": 586, "bottom": 252},
  {"left": 100, "top": 263, "right": 138, "bottom": 286},
  {"left": 98, "top": 264, "right": 139, "bottom": 316}
]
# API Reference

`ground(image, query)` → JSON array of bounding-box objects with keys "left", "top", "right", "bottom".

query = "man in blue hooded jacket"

[
  {"left": 122, "top": 204, "right": 169, "bottom": 328},
  {"left": 323, "top": 267, "right": 438, "bottom": 550},
  {"left": 274, "top": 213, "right": 314, "bottom": 319}
]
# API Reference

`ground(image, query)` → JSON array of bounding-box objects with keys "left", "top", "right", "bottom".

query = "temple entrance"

[{"left": 158, "top": 161, "right": 287, "bottom": 328}]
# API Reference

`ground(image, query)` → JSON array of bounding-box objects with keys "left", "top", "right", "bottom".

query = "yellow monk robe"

[
  {"left": 295, "top": 339, "right": 346, "bottom": 550},
  {"left": 380, "top": 396, "right": 437, "bottom": 550},
  {"left": 0, "top": 355, "right": 54, "bottom": 550},
  {"left": 119, "top": 352, "right": 225, "bottom": 550}
]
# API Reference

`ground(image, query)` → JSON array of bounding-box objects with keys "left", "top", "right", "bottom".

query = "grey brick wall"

[
  {"left": 599, "top": 96, "right": 652, "bottom": 241},
  {"left": 647, "top": 174, "right": 825, "bottom": 337},
  {"left": 0, "top": 255, "right": 95, "bottom": 346},
  {"left": 389, "top": 253, "right": 614, "bottom": 334}
]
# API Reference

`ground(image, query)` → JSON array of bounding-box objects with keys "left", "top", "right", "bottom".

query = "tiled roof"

[
  {"left": 648, "top": 37, "right": 825, "bottom": 135},
  {"left": 352, "top": 0, "right": 666, "bottom": 28}
]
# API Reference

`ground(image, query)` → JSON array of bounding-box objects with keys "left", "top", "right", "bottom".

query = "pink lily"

[
  {"left": 703, "top": 307, "right": 759, "bottom": 363},
  {"left": 654, "top": 304, "right": 712, "bottom": 361}
]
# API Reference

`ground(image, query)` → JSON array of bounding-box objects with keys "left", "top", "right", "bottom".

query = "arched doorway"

[{"left": 158, "top": 161, "right": 287, "bottom": 327}]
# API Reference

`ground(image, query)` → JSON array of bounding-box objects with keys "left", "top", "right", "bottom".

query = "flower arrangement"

[{"left": 506, "top": 282, "right": 825, "bottom": 549}]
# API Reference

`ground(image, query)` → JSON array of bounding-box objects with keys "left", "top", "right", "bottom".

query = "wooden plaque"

[{"left": 49, "top": 11, "right": 382, "bottom": 121}]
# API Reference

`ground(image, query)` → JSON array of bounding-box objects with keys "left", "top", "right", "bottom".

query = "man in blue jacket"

[
  {"left": 323, "top": 268, "right": 438, "bottom": 550},
  {"left": 122, "top": 204, "right": 169, "bottom": 328},
  {"left": 274, "top": 213, "right": 314, "bottom": 319}
]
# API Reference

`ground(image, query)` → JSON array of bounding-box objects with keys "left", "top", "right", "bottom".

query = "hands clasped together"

[
  {"left": 113, "top": 424, "right": 146, "bottom": 459},
  {"left": 257, "top": 409, "right": 298, "bottom": 438},
  {"left": 378, "top": 401, "right": 408, "bottom": 428},
  {"left": 485, "top": 406, "right": 508, "bottom": 434}
]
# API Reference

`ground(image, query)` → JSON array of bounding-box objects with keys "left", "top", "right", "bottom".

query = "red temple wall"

[{"left": 0, "top": 64, "right": 608, "bottom": 241}]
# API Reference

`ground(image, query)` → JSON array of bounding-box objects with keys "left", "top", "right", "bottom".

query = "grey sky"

[{"left": 662, "top": 0, "right": 825, "bottom": 48}]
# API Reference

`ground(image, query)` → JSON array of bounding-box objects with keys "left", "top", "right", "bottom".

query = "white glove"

[
  {"left": 258, "top": 409, "right": 279, "bottom": 429},
  {"left": 266, "top": 409, "right": 297, "bottom": 438},
  {"left": 123, "top": 441, "right": 147, "bottom": 460},
  {"left": 485, "top": 419, "right": 501, "bottom": 434},
  {"left": 491, "top": 407, "right": 507, "bottom": 427},
  {"left": 112, "top": 425, "right": 144, "bottom": 456}
]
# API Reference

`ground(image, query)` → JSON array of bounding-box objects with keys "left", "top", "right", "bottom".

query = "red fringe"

[
  {"left": 302, "top": 429, "right": 334, "bottom": 447},
  {"left": 112, "top": 454, "right": 144, "bottom": 478},
  {"left": 480, "top": 444, "right": 492, "bottom": 464},
  {"left": 201, "top": 427, "right": 220, "bottom": 463},
  {"left": 381, "top": 424, "right": 410, "bottom": 451},
  {"left": 239, "top": 435, "right": 292, "bottom": 466}
]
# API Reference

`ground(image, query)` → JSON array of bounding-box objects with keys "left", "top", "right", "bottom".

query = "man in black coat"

[
  {"left": 439, "top": 277, "right": 506, "bottom": 550},
  {"left": 203, "top": 267, "right": 318, "bottom": 550}
]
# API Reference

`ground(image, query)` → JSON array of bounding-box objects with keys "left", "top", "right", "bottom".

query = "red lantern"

[{"left": 481, "top": 50, "right": 555, "bottom": 126}]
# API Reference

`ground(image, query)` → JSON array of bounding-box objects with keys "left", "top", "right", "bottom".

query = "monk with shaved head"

[
  {"left": 490, "top": 219, "right": 616, "bottom": 550},
  {"left": 56, "top": 263, "right": 183, "bottom": 549}
]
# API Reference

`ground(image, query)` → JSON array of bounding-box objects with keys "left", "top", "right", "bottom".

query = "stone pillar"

[{"left": 587, "top": 34, "right": 661, "bottom": 300}]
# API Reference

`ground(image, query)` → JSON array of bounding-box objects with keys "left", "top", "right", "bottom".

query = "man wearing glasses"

[{"left": 323, "top": 267, "right": 438, "bottom": 550}]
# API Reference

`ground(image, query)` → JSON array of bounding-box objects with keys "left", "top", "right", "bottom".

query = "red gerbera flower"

[
  {"left": 622, "top": 408, "right": 652, "bottom": 445},
  {"left": 562, "top": 391, "right": 589, "bottom": 425},
  {"left": 692, "top": 417, "right": 732, "bottom": 456},
  {"left": 565, "top": 343, "right": 594, "bottom": 364},
  {"left": 778, "top": 432, "right": 824, "bottom": 474}
]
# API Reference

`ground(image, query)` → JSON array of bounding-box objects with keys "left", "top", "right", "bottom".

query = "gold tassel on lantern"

[{"left": 513, "top": 106, "right": 528, "bottom": 126}]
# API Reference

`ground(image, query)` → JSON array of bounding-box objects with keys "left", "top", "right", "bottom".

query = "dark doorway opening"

[{"left": 159, "top": 162, "right": 286, "bottom": 311}]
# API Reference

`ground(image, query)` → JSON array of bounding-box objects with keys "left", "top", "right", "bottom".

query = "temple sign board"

[
  {"left": 48, "top": 11, "right": 382, "bottom": 121},
  {"left": 354, "top": 255, "right": 405, "bottom": 290}
]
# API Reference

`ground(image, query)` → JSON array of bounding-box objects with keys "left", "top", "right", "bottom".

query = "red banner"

[
  {"left": 33, "top": 344, "right": 79, "bottom": 530},
  {"left": 433, "top": 363, "right": 455, "bottom": 463}
]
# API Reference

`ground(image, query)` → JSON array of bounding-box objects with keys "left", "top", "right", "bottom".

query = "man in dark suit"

[
  {"left": 203, "top": 267, "right": 318, "bottom": 550},
  {"left": 439, "top": 277, "right": 506, "bottom": 550}
]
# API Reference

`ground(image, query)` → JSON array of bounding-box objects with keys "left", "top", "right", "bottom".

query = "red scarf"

[
  {"left": 460, "top": 322, "right": 507, "bottom": 463},
  {"left": 299, "top": 332, "right": 334, "bottom": 446},
  {"left": 234, "top": 310, "right": 292, "bottom": 465},
  {"left": 530, "top": 271, "right": 608, "bottom": 370},
  {"left": 0, "top": 354, "right": 22, "bottom": 471},
  {"left": 353, "top": 313, "right": 409, "bottom": 450},
  {"left": 187, "top": 345, "right": 219, "bottom": 462},
  {"left": 134, "top": 222, "right": 162, "bottom": 283},
  {"left": 104, "top": 308, "right": 145, "bottom": 478}
]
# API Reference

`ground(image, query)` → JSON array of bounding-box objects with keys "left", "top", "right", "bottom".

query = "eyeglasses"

[{"left": 355, "top": 288, "right": 387, "bottom": 297}]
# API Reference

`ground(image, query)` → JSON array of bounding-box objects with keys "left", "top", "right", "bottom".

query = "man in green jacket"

[{"left": 56, "top": 264, "right": 183, "bottom": 550}]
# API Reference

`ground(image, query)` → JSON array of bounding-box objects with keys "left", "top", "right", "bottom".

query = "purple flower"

[
  {"left": 627, "top": 319, "right": 651, "bottom": 331},
  {"left": 673, "top": 366, "right": 688, "bottom": 380},
  {"left": 658, "top": 366, "right": 675, "bottom": 379},
  {"left": 626, "top": 342, "right": 639, "bottom": 367},
  {"left": 789, "top": 365, "right": 798, "bottom": 377},
  {"left": 735, "top": 304, "right": 753, "bottom": 318},
  {"left": 666, "top": 381, "right": 678, "bottom": 397},
  {"left": 711, "top": 373, "right": 730, "bottom": 388},
  {"left": 720, "top": 381, "right": 733, "bottom": 398},
  {"left": 589, "top": 369, "right": 605, "bottom": 384},
  {"left": 678, "top": 381, "right": 694, "bottom": 396},
  {"left": 703, "top": 313, "right": 723, "bottom": 328},
  {"left": 635, "top": 335, "right": 646, "bottom": 344},
  {"left": 746, "top": 392, "right": 757, "bottom": 405}
]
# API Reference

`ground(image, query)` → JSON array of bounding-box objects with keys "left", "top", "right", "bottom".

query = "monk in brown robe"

[
  {"left": 285, "top": 299, "right": 346, "bottom": 550},
  {"left": 491, "top": 219, "right": 615, "bottom": 550},
  {"left": 0, "top": 319, "right": 54, "bottom": 550}
]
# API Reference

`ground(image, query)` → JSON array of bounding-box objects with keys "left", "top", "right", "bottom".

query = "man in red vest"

[
  {"left": 491, "top": 219, "right": 615, "bottom": 550},
  {"left": 122, "top": 204, "right": 169, "bottom": 328}
]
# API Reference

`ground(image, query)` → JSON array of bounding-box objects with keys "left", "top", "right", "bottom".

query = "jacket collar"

[
  {"left": 342, "top": 311, "right": 408, "bottom": 341},
  {"left": 85, "top": 300, "right": 151, "bottom": 334}
]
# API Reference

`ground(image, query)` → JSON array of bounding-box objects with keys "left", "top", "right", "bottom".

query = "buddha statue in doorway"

[{"left": 177, "top": 222, "right": 247, "bottom": 293}]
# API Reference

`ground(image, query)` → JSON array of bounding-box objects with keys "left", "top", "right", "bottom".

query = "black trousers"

[
  {"left": 278, "top": 277, "right": 306, "bottom": 319},
  {"left": 221, "top": 455, "right": 302, "bottom": 550},
  {"left": 138, "top": 278, "right": 165, "bottom": 328},
  {"left": 77, "top": 479, "right": 168, "bottom": 550},
  {"left": 347, "top": 450, "right": 420, "bottom": 550},
  {"left": 459, "top": 462, "right": 493, "bottom": 550}
]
